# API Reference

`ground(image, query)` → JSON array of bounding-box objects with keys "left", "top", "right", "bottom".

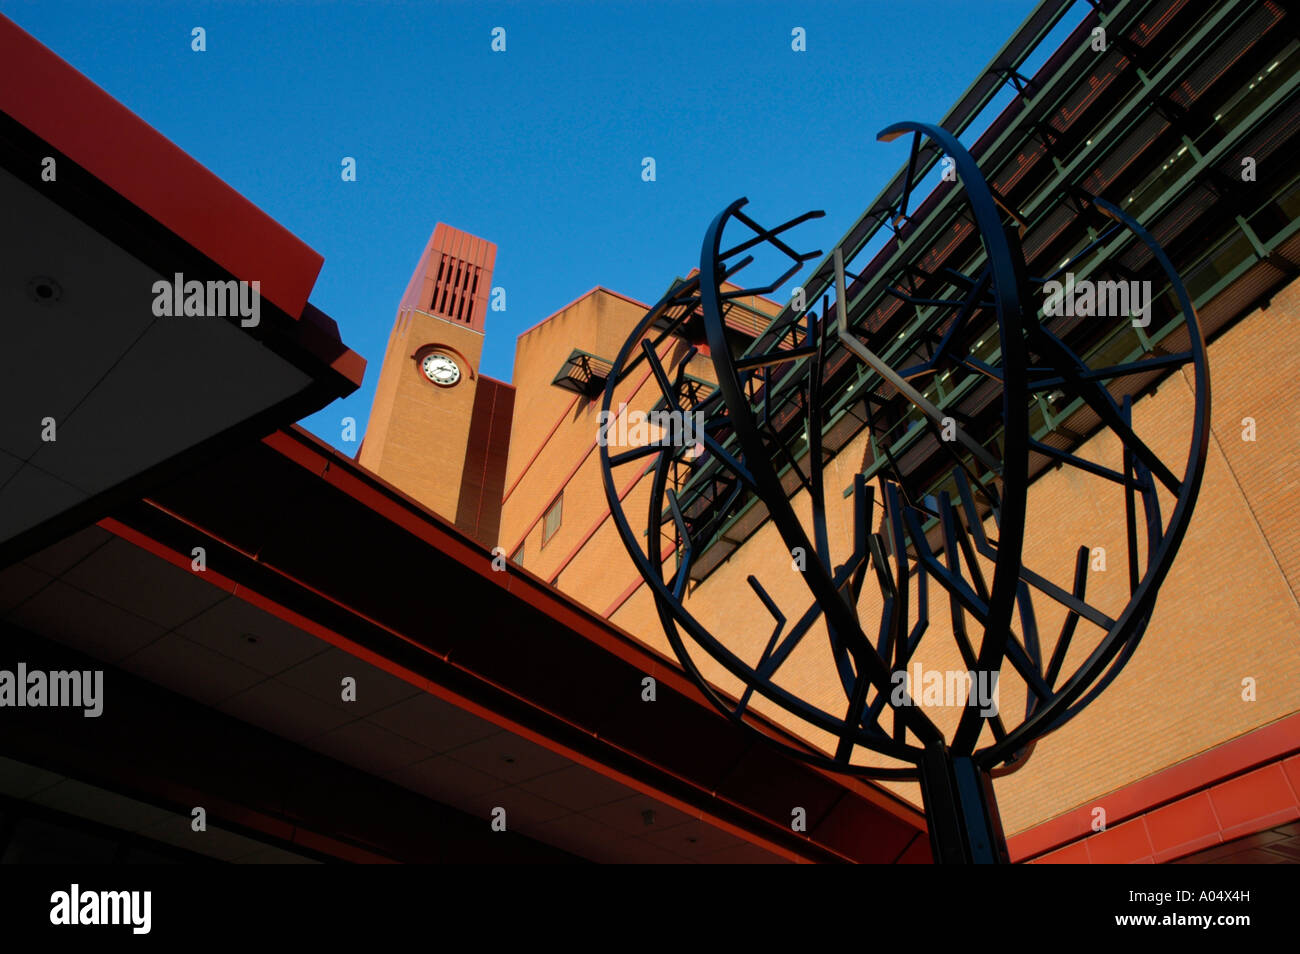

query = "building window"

[
  {"left": 510, "top": 543, "right": 524, "bottom": 566},
  {"left": 542, "top": 494, "right": 563, "bottom": 546}
]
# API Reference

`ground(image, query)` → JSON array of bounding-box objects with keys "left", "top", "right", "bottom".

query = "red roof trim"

[
  {"left": 0, "top": 14, "right": 323, "bottom": 319},
  {"left": 1009, "top": 712, "right": 1300, "bottom": 861},
  {"left": 235, "top": 427, "right": 928, "bottom": 846}
]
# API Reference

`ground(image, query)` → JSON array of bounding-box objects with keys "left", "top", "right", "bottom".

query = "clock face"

[{"left": 422, "top": 353, "right": 460, "bottom": 386}]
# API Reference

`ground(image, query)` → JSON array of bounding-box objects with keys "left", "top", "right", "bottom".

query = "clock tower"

[{"left": 358, "top": 224, "right": 514, "bottom": 547}]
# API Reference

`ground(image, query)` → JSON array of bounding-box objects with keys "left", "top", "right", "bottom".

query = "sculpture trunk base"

[{"left": 919, "top": 742, "right": 1009, "bottom": 864}]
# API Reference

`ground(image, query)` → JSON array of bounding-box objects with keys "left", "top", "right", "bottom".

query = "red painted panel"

[
  {"left": 896, "top": 835, "right": 933, "bottom": 864},
  {"left": 811, "top": 794, "right": 919, "bottom": 863},
  {"left": 1281, "top": 754, "right": 1300, "bottom": 801},
  {"left": 1084, "top": 816, "right": 1154, "bottom": 864},
  {"left": 1023, "top": 751, "right": 1300, "bottom": 865},
  {"left": 1208, "top": 763, "right": 1300, "bottom": 841},
  {"left": 1031, "top": 840, "right": 1090, "bottom": 864},
  {"left": 455, "top": 376, "right": 515, "bottom": 544},
  {"left": 1009, "top": 712, "right": 1300, "bottom": 861},
  {"left": 1143, "top": 791, "right": 1222, "bottom": 863}
]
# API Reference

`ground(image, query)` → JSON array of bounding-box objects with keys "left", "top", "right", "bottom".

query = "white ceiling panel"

[
  {"left": 0, "top": 163, "right": 315, "bottom": 553},
  {"left": 304, "top": 719, "right": 432, "bottom": 776},
  {"left": 176, "top": 595, "right": 329, "bottom": 676},
  {"left": 61, "top": 536, "right": 226, "bottom": 629},
  {"left": 367, "top": 691, "right": 501, "bottom": 753},
  {"left": 21, "top": 524, "right": 112, "bottom": 576},
  {"left": 217, "top": 679, "right": 354, "bottom": 744},
  {"left": 277, "top": 646, "right": 420, "bottom": 717},
  {"left": 6, "top": 578, "right": 165, "bottom": 663},
  {"left": 118, "top": 632, "right": 266, "bottom": 707}
]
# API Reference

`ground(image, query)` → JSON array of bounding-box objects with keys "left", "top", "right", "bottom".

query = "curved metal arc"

[
  {"left": 643, "top": 433, "right": 922, "bottom": 770},
  {"left": 698, "top": 198, "right": 944, "bottom": 748},
  {"left": 876, "top": 120, "right": 1030, "bottom": 756},
  {"left": 599, "top": 125, "right": 1206, "bottom": 784},
  {"left": 596, "top": 293, "right": 923, "bottom": 770},
  {"left": 976, "top": 193, "right": 1211, "bottom": 767}
]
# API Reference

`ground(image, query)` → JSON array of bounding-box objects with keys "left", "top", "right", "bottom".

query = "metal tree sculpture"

[{"left": 599, "top": 122, "right": 1210, "bottom": 863}]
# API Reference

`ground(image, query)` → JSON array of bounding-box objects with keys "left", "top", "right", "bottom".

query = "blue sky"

[{"left": 6, "top": 0, "right": 1059, "bottom": 452}]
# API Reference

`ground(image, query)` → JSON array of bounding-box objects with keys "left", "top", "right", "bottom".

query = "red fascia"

[
  {"left": 101, "top": 507, "right": 821, "bottom": 863},
  {"left": 260, "top": 427, "right": 926, "bottom": 832},
  {"left": 0, "top": 14, "right": 323, "bottom": 320},
  {"left": 111, "top": 424, "right": 926, "bottom": 860},
  {"left": 1010, "top": 712, "right": 1300, "bottom": 862},
  {"left": 257, "top": 426, "right": 748, "bottom": 710}
]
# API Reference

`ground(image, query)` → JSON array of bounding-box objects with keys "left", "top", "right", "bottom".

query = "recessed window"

[
  {"left": 542, "top": 494, "right": 563, "bottom": 546},
  {"left": 510, "top": 543, "right": 524, "bottom": 566}
]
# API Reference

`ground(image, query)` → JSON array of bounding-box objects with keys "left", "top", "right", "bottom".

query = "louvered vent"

[{"left": 430, "top": 253, "right": 483, "bottom": 327}]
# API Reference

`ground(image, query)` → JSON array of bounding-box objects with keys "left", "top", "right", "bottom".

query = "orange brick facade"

[
  {"left": 359, "top": 225, "right": 512, "bottom": 547},
  {"left": 361, "top": 226, "right": 1300, "bottom": 860}
]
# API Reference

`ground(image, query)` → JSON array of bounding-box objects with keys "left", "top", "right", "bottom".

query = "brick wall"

[{"left": 507, "top": 281, "right": 1300, "bottom": 836}]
